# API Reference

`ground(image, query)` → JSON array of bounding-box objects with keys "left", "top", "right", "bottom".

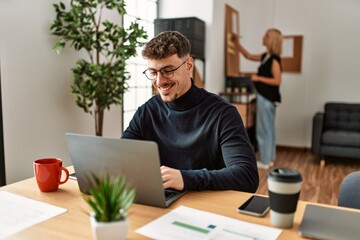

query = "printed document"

[
  {"left": 137, "top": 205, "right": 282, "bottom": 240},
  {"left": 0, "top": 191, "right": 67, "bottom": 239}
]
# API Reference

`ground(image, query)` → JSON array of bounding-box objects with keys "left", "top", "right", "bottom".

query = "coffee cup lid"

[{"left": 268, "top": 168, "right": 302, "bottom": 183}]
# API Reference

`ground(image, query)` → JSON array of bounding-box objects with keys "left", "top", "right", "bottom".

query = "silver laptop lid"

[
  {"left": 299, "top": 204, "right": 360, "bottom": 240},
  {"left": 65, "top": 133, "right": 175, "bottom": 208}
]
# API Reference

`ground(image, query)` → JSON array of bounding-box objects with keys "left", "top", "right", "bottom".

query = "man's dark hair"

[{"left": 142, "top": 31, "right": 191, "bottom": 60}]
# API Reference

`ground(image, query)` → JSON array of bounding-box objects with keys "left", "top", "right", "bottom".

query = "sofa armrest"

[{"left": 311, "top": 112, "right": 324, "bottom": 155}]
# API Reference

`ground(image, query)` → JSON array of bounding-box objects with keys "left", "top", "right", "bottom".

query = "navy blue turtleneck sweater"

[{"left": 122, "top": 84, "right": 259, "bottom": 193}]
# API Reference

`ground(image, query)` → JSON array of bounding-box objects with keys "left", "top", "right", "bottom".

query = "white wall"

[
  {"left": 160, "top": 0, "right": 360, "bottom": 148},
  {"left": 0, "top": 0, "right": 122, "bottom": 184}
]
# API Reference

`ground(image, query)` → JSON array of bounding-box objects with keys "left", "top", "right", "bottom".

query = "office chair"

[{"left": 338, "top": 171, "right": 360, "bottom": 209}]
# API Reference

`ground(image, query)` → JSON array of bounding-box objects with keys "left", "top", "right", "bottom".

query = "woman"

[{"left": 233, "top": 29, "right": 283, "bottom": 169}]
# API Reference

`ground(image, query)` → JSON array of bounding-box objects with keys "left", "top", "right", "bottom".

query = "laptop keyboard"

[{"left": 165, "top": 189, "right": 183, "bottom": 201}]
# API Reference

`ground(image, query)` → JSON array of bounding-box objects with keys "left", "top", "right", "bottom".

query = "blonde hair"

[{"left": 267, "top": 28, "right": 283, "bottom": 55}]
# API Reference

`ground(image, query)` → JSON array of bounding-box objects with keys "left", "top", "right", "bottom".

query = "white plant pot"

[{"left": 90, "top": 213, "right": 129, "bottom": 240}]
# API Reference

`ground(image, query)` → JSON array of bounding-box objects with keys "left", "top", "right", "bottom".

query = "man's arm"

[
  {"left": 180, "top": 107, "right": 259, "bottom": 193},
  {"left": 121, "top": 105, "right": 144, "bottom": 140}
]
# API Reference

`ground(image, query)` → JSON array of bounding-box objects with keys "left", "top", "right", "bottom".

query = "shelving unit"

[{"left": 220, "top": 76, "right": 257, "bottom": 148}]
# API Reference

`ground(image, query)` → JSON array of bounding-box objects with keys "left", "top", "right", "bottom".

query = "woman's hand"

[{"left": 251, "top": 74, "right": 259, "bottom": 82}]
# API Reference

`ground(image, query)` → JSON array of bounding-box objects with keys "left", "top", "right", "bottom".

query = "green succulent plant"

[{"left": 84, "top": 173, "right": 136, "bottom": 222}]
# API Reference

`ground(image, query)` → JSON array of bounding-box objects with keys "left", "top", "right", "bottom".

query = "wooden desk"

[{"left": 0, "top": 168, "right": 329, "bottom": 239}]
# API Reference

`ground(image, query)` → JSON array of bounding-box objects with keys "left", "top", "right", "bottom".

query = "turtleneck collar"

[{"left": 166, "top": 82, "right": 203, "bottom": 111}]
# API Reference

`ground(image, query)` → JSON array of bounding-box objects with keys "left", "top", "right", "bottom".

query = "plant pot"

[{"left": 90, "top": 213, "right": 128, "bottom": 240}]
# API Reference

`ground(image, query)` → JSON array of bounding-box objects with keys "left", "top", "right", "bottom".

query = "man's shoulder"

[{"left": 200, "top": 88, "right": 234, "bottom": 107}]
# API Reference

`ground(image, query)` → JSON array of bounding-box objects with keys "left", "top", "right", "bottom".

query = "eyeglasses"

[{"left": 142, "top": 58, "right": 189, "bottom": 80}]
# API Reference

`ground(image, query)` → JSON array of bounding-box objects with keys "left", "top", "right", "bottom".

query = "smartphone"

[{"left": 237, "top": 195, "right": 270, "bottom": 217}]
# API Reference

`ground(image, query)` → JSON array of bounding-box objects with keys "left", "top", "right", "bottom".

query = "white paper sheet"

[
  {"left": 136, "top": 206, "right": 282, "bottom": 240},
  {"left": 0, "top": 191, "right": 67, "bottom": 239}
]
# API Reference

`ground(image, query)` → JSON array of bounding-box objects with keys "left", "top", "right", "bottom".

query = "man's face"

[{"left": 147, "top": 54, "right": 193, "bottom": 103}]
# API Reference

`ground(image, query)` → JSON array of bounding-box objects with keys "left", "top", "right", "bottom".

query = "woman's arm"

[
  {"left": 232, "top": 34, "right": 262, "bottom": 61},
  {"left": 252, "top": 59, "right": 282, "bottom": 86}
]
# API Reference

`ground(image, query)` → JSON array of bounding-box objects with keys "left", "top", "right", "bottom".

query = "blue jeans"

[{"left": 256, "top": 94, "right": 276, "bottom": 165}]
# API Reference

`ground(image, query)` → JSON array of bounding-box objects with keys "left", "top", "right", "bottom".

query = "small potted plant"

[{"left": 84, "top": 173, "right": 136, "bottom": 240}]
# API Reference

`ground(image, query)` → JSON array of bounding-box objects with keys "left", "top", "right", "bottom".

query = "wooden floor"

[{"left": 255, "top": 147, "right": 360, "bottom": 206}]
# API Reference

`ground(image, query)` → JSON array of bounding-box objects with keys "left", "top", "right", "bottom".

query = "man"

[{"left": 122, "top": 31, "right": 259, "bottom": 193}]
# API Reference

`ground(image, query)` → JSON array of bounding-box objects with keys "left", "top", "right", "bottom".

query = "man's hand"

[{"left": 160, "top": 165, "right": 184, "bottom": 190}]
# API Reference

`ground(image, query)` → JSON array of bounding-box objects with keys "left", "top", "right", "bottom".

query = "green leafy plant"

[
  {"left": 84, "top": 173, "right": 136, "bottom": 222},
  {"left": 50, "top": 0, "right": 147, "bottom": 136}
]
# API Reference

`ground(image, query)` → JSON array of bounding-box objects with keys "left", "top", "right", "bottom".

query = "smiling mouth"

[{"left": 157, "top": 83, "right": 175, "bottom": 94}]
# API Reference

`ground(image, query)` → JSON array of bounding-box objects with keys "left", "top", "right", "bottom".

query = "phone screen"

[{"left": 237, "top": 195, "right": 270, "bottom": 217}]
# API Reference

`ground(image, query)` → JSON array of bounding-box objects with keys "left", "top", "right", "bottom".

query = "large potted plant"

[
  {"left": 50, "top": 0, "right": 147, "bottom": 136},
  {"left": 84, "top": 173, "right": 136, "bottom": 240}
]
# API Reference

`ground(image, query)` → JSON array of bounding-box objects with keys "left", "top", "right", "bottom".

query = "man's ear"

[{"left": 187, "top": 56, "right": 194, "bottom": 70}]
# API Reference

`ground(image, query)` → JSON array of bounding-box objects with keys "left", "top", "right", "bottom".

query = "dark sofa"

[{"left": 311, "top": 102, "right": 360, "bottom": 164}]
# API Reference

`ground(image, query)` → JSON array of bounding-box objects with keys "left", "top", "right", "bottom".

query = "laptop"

[
  {"left": 299, "top": 204, "right": 360, "bottom": 240},
  {"left": 65, "top": 133, "right": 187, "bottom": 208}
]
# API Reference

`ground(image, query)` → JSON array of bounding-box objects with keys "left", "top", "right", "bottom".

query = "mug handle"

[{"left": 59, "top": 167, "right": 70, "bottom": 184}]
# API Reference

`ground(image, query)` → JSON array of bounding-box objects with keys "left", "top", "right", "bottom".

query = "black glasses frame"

[{"left": 142, "top": 57, "right": 189, "bottom": 80}]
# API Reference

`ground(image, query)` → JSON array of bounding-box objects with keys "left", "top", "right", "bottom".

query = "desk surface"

[{"left": 0, "top": 168, "right": 349, "bottom": 240}]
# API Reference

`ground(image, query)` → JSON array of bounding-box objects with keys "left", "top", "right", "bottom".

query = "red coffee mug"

[{"left": 34, "top": 158, "right": 69, "bottom": 192}]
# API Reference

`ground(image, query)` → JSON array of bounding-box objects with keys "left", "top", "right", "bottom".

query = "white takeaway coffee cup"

[{"left": 267, "top": 168, "right": 303, "bottom": 228}]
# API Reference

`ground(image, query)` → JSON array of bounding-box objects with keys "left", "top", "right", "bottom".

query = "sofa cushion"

[
  {"left": 321, "top": 145, "right": 360, "bottom": 159},
  {"left": 322, "top": 130, "right": 360, "bottom": 148},
  {"left": 324, "top": 103, "right": 360, "bottom": 131}
]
